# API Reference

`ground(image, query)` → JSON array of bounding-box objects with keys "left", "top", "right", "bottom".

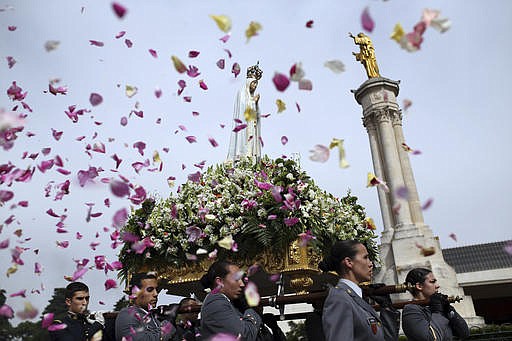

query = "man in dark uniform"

[{"left": 49, "top": 282, "right": 105, "bottom": 341}]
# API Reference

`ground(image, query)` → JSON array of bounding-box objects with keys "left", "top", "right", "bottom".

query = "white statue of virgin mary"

[{"left": 227, "top": 63, "right": 263, "bottom": 162}]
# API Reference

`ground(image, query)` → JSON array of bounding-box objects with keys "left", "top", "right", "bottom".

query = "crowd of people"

[{"left": 48, "top": 239, "right": 469, "bottom": 341}]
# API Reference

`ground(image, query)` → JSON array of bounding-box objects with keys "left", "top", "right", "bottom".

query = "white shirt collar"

[{"left": 340, "top": 278, "right": 363, "bottom": 298}]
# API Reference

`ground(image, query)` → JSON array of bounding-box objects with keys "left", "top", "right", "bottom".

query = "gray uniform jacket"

[
  {"left": 322, "top": 280, "right": 400, "bottom": 341},
  {"left": 402, "top": 304, "right": 469, "bottom": 341},
  {"left": 115, "top": 306, "right": 173, "bottom": 341},
  {"left": 200, "top": 292, "right": 262, "bottom": 341}
]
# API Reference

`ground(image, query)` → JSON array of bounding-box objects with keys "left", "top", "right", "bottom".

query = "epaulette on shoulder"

[{"left": 53, "top": 319, "right": 63, "bottom": 324}]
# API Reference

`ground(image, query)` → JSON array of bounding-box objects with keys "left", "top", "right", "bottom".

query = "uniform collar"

[{"left": 340, "top": 278, "right": 363, "bottom": 298}]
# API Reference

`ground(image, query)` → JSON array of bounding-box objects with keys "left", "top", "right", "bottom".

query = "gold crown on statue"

[{"left": 247, "top": 62, "right": 263, "bottom": 80}]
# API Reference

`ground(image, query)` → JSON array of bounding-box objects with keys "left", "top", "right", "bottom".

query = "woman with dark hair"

[
  {"left": 402, "top": 268, "right": 469, "bottom": 340},
  {"left": 199, "top": 260, "right": 262, "bottom": 341},
  {"left": 319, "top": 240, "right": 399, "bottom": 341}
]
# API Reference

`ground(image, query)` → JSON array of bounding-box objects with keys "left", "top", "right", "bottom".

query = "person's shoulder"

[{"left": 403, "top": 303, "right": 425, "bottom": 314}]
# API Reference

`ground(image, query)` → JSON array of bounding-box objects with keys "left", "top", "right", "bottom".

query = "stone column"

[{"left": 352, "top": 77, "right": 483, "bottom": 325}]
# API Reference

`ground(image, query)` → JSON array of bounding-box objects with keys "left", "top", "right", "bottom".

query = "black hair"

[
  {"left": 200, "top": 260, "right": 234, "bottom": 289},
  {"left": 128, "top": 272, "right": 158, "bottom": 292},
  {"left": 318, "top": 240, "right": 361, "bottom": 274},
  {"left": 405, "top": 268, "right": 432, "bottom": 296},
  {"left": 179, "top": 297, "right": 199, "bottom": 306},
  {"left": 65, "top": 282, "right": 89, "bottom": 299}
]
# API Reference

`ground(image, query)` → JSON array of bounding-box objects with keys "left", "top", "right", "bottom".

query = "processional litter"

[{"left": 118, "top": 33, "right": 482, "bottom": 323}]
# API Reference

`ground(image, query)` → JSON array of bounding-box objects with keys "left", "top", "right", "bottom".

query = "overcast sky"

[{"left": 2, "top": 0, "right": 511, "bottom": 324}]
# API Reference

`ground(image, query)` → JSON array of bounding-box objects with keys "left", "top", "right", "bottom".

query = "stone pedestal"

[{"left": 352, "top": 77, "right": 483, "bottom": 324}]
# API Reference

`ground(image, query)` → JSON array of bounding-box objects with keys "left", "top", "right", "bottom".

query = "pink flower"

[
  {"left": 0, "top": 304, "right": 14, "bottom": 318},
  {"left": 42, "top": 313, "right": 54, "bottom": 329},
  {"left": 112, "top": 207, "right": 128, "bottom": 228},
  {"left": 72, "top": 267, "right": 88, "bottom": 281},
  {"left": 187, "top": 65, "right": 201, "bottom": 78},
  {"left": 7, "top": 81, "right": 27, "bottom": 101},
  {"left": 284, "top": 217, "right": 299, "bottom": 227},
  {"left": 77, "top": 166, "right": 99, "bottom": 187}
]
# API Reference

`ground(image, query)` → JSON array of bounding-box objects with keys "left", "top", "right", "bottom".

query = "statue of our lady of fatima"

[{"left": 227, "top": 62, "right": 263, "bottom": 162}]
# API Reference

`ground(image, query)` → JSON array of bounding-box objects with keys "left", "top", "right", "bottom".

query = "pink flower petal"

[
  {"left": 16, "top": 302, "right": 38, "bottom": 320},
  {"left": 71, "top": 267, "right": 88, "bottom": 281},
  {"left": 110, "top": 180, "right": 130, "bottom": 197},
  {"left": 154, "top": 87, "right": 162, "bottom": 98},
  {"left": 192, "top": 111, "right": 200, "bottom": 117},
  {"left": 48, "top": 323, "right": 67, "bottom": 331},
  {"left": 115, "top": 31, "right": 126, "bottom": 39},
  {"left": 120, "top": 116, "right": 128, "bottom": 126},
  {"left": 219, "top": 34, "right": 230, "bottom": 43},
  {"left": 0, "top": 190, "right": 14, "bottom": 204},
  {"left": 89, "top": 40, "right": 104, "bottom": 47},
  {"left": 185, "top": 136, "right": 197, "bottom": 143},
  {"left": 51, "top": 129, "right": 63, "bottom": 141},
  {"left": 187, "top": 65, "right": 201, "bottom": 78},
  {"left": 183, "top": 96, "right": 192, "bottom": 102},
  {"left": 124, "top": 39, "right": 133, "bottom": 48},
  {"left": 133, "top": 141, "right": 146, "bottom": 155},
  {"left": 104, "top": 279, "right": 117, "bottom": 290},
  {"left": 113, "top": 207, "right": 129, "bottom": 228},
  {"left": 361, "top": 7, "right": 375, "bottom": 33},
  {"left": 188, "top": 50, "right": 200, "bottom": 58},
  {"left": 42, "top": 313, "right": 54, "bottom": 329},
  {"left": 9, "top": 289, "right": 26, "bottom": 298},
  {"left": 309, "top": 144, "right": 330, "bottom": 162},
  {"left": 216, "top": 59, "right": 225, "bottom": 69},
  {"left": 306, "top": 20, "right": 314, "bottom": 28},
  {"left": 449, "top": 233, "right": 457, "bottom": 242},
  {"left": 272, "top": 72, "right": 290, "bottom": 92},
  {"left": 0, "top": 304, "right": 14, "bottom": 318},
  {"left": 6, "top": 56, "right": 16, "bottom": 68},
  {"left": 0, "top": 239, "right": 9, "bottom": 249},
  {"left": 233, "top": 124, "right": 247, "bottom": 133},
  {"left": 112, "top": 2, "right": 127, "bottom": 19},
  {"left": 199, "top": 80, "right": 208, "bottom": 90},
  {"left": 89, "top": 93, "right": 103, "bottom": 106},
  {"left": 421, "top": 198, "right": 433, "bottom": 210},
  {"left": 208, "top": 137, "right": 218, "bottom": 147},
  {"left": 148, "top": 49, "right": 158, "bottom": 58},
  {"left": 8, "top": 26, "right": 16, "bottom": 31},
  {"left": 281, "top": 136, "right": 288, "bottom": 145},
  {"left": 34, "top": 262, "right": 42, "bottom": 274}
]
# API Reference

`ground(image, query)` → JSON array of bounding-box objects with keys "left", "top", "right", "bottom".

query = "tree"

[
  {"left": 113, "top": 296, "right": 129, "bottom": 311},
  {"left": 42, "top": 287, "right": 67, "bottom": 321}
]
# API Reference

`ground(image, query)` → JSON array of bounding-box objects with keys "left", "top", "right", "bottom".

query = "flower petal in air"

[
  {"left": 199, "top": 80, "right": 208, "bottom": 90},
  {"left": 329, "top": 138, "right": 349, "bottom": 168},
  {"left": 148, "top": 49, "right": 157, "bottom": 58},
  {"left": 306, "top": 20, "right": 314, "bottom": 28},
  {"left": 89, "top": 40, "right": 104, "bottom": 47},
  {"left": 281, "top": 136, "right": 288, "bottom": 145},
  {"left": 309, "top": 144, "right": 329, "bottom": 163},
  {"left": 231, "top": 63, "right": 240, "bottom": 78},
  {"left": 421, "top": 198, "right": 433, "bottom": 210},
  {"left": 42, "top": 313, "right": 54, "bottom": 329},
  {"left": 125, "top": 85, "right": 137, "bottom": 98},
  {"left": 361, "top": 7, "right": 375, "bottom": 33},
  {"left": 233, "top": 124, "right": 247, "bottom": 133},
  {"left": 189, "top": 50, "right": 200, "bottom": 58},
  {"left": 72, "top": 267, "right": 88, "bottom": 281},
  {"left": 245, "top": 21, "right": 262, "bottom": 42},
  {"left": 16, "top": 302, "right": 38, "bottom": 320},
  {"left": 272, "top": 72, "right": 290, "bottom": 92},
  {"left": 324, "top": 60, "right": 345, "bottom": 73},
  {"left": 402, "top": 99, "right": 412, "bottom": 111},
  {"left": 244, "top": 282, "right": 260, "bottom": 307},
  {"left": 124, "top": 39, "right": 132, "bottom": 48},
  {"left": 110, "top": 180, "right": 130, "bottom": 197},
  {"left": 115, "top": 31, "right": 126, "bottom": 39},
  {"left": 112, "top": 2, "right": 127, "bottom": 19},
  {"left": 289, "top": 62, "right": 305, "bottom": 82},
  {"left": 390, "top": 23, "right": 405, "bottom": 43},
  {"left": 210, "top": 14, "right": 232, "bottom": 33},
  {"left": 216, "top": 59, "right": 225, "bottom": 70},
  {"left": 208, "top": 137, "right": 218, "bottom": 147},
  {"left": 422, "top": 8, "right": 440, "bottom": 26},
  {"left": 185, "top": 136, "right": 197, "bottom": 143},
  {"left": 89, "top": 93, "right": 103, "bottom": 106},
  {"left": 276, "top": 99, "right": 286, "bottom": 113},
  {"left": 44, "top": 40, "right": 60, "bottom": 52},
  {"left": 366, "top": 172, "right": 390, "bottom": 192},
  {"left": 219, "top": 34, "right": 230, "bottom": 43},
  {"left": 298, "top": 79, "right": 312, "bottom": 91},
  {"left": 430, "top": 17, "right": 451, "bottom": 33},
  {"left": 171, "top": 56, "right": 187, "bottom": 73},
  {"left": 6, "top": 56, "right": 16, "bottom": 68},
  {"left": 449, "top": 233, "right": 457, "bottom": 242},
  {"left": 48, "top": 323, "right": 67, "bottom": 331},
  {"left": 104, "top": 279, "right": 117, "bottom": 290}
]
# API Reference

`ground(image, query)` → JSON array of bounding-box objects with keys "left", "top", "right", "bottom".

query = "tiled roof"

[{"left": 443, "top": 240, "right": 512, "bottom": 273}]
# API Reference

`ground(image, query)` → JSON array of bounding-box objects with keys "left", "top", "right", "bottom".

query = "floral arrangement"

[{"left": 119, "top": 156, "right": 378, "bottom": 275}]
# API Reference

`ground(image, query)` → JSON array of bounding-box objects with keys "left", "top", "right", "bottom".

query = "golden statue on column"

[
  {"left": 350, "top": 32, "right": 381, "bottom": 78},
  {"left": 227, "top": 62, "right": 263, "bottom": 162}
]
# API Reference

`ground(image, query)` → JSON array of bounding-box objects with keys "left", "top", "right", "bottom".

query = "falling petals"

[
  {"left": 421, "top": 198, "right": 433, "bottom": 210},
  {"left": 171, "top": 56, "right": 187, "bottom": 73},
  {"left": 298, "top": 79, "right": 313, "bottom": 91},
  {"left": 402, "top": 99, "right": 413, "bottom": 111},
  {"left": 216, "top": 59, "right": 225, "bottom": 69},
  {"left": 281, "top": 136, "right": 288, "bottom": 145},
  {"left": 16, "top": 302, "right": 38, "bottom": 320},
  {"left": 244, "top": 282, "right": 260, "bottom": 307},
  {"left": 298, "top": 230, "right": 316, "bottom": 246},
  {"left": 309, "top": 144, "right": 329, "bottom": 163},
  {"left": 208, "top": 137, "right": 219, "bottom": 147},
  {"left": 115, "top": 31, "right": 126, "bottom": 39},
  {"left": 209, "top": 14, "right": 232, "bottom": 33},
  {"left": 89, "top": 40, "right": 104, "bottom": 47},
  {"left": 289, "top": 62, "right": 305, "bottom": 82},
  {"left": 125, "top": 85, "right": 138, "bottom": 98},
  {"left": 245, "top": 21, "right": 262, "bottom": 42},
  {"left": 324, "top": 60, "right": 345, "bottom": 74},
  {"left": 185, "top": 136, "right": 197, "bottom": 143},
  {"left": 44, "top": 40, "right": 60, "bottom": 52},
  {"left": 276, "top": 99, "right": 286, "bottom": 113},
  {"left": 395, "top": 186, "right": 409, "bottom": 200},
  {"left": 0, "top": 304, "right": 14, "bottom": 318},
  {"left": 232, "top": 124, "right": 247, "bottom": 133},
  {"left": 401, "top": 142, "right": 421, "bottom": 155},
  {"left": 272, "top": 72, "right": 290, "bottom": 92},
  {"left": 112, "top": 2, "right": 127, "bottom": 18},
  {"left": 148, "top": 49, "right": 158, "bottom": 58},
  {"left": 416, "top": 242, "right": 436, "bottom": 257},
  {"left": 231, "top": 63, "right": 240, "bottom": 78},
  {"left": 361, "top": 7, "right": 375, "bottom": 33},
  {"left": 449, "top": 233, "right": 457, "bottom": 242},
  {"left": 104, "top": 279, "right": 117, "bottom": 290},
  {"left": 366, "top": 172, "right": 390, "bottom": 192},
  {"left": 329, "top": 138, "right": 349, "bottom": 168},
  {"left": 219, "top": 34, "right": 230, "bottom": 43},
  {"left": 110, "top": 180, "right": 130, "bottom": 198},
  {"left": 430, "top": 17, "right": 451, "bottom": 33},
  {"left": 390, "top": 23, "right": 406, "bottom": 43},
  {"left": 124, "top": 39, "right": 133, "bottom": 48},
  {"left": 306, "top": 20, "right": 314, "bottom": 28},
  {"left": 199, "top": 80, "right": 208, "bottom": 90},
  {"left": 89, "top": 93, "right": 103, "bottom": 106},
  {"left": 133, "top": 141, "right": 146, "bottom": 155},
  {"left": 6, "top": 56, "right": 16, "bottom": 68},
  {"left": 71, "top": 267, "right": 88, "bottom": 281}
]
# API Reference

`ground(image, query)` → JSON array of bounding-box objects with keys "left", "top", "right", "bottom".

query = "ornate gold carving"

[{"left": 247, "top": 62, "right": 263, "bottom": 80}]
